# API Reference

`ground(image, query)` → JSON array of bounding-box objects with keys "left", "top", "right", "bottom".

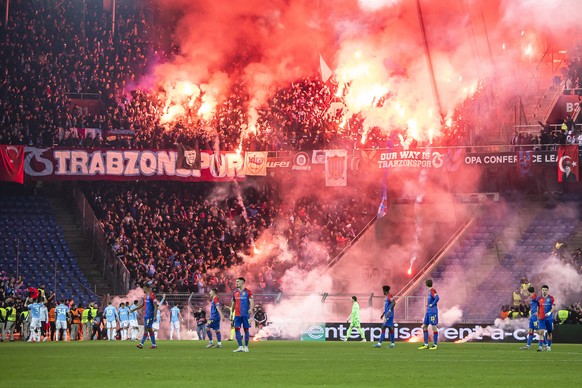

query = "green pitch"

[{"left": 2, "top": 341, "right": 581, "bottom": 387}]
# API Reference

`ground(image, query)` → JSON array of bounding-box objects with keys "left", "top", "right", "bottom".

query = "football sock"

[
  {"left": 207, "top": 331, "right": 213, "bottom": 341},
  {"left": 235, "top": 329, "right": 242, "bottom": 346},
  {"left": 216, "top": 332, "right": 222, "bottom": 343},
  {"left": 527, "top": 333, "right": 533, "bottom": 346},
  {"left": 244, "top": 328, "right": 250, "bottom": 346},
  {"left": 378, "top": 331, "right": 386, "bottom": 344},
  {"left": 423, "top": 330, "right": 428, "bottom": 344},
  {"left": 433, "top": 331, "right": 438, "bottom": 345},
  {"left": 357, "top": 328, "right": 365, "bottom": 338},
  {"left": 151, "top": 332, "right": 156, "bottom": 346}
]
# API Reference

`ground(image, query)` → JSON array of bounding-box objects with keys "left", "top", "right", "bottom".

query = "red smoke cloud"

[{"left": 149, "top": 0, "right": 575, "bottom": 143}]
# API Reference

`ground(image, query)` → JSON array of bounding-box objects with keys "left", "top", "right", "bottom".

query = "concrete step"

[{"left": 47, "top": 196, "right": 114, "bottom": 296}]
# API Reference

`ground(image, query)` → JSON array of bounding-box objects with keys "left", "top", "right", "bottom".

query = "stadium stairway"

[
  {"left": 396, "top": 200, "right": 545, "bottom": 323},
  {"left": 48, "top": 196, "right": 112, "bottom": 297}
]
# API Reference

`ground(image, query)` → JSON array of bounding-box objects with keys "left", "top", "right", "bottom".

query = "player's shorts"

[
  {"left": 120, "top": 320, "right": 129, "bottom": 329},
  {"left": 528, "top": 316, "right": 538, "bottom": 331},
  {"left": 234, "top": 315, "right": 251, "bottom": 329},
  {"left": 207, "top": 318, "right": 220, "bottom": 331},
  {"left": 538, "top": 318, "right": 553, "bottom": 333},
  {"left": 129, "top": 319, "right": 138, "bottom": 327},
  {"left": 30, "top": 318, "right": 41, "bottom": 329},
  {"left": 106, "top": 320, "right": 116, "bottom": 329},
  {"left": 153, "top": 322, "right": 160, "bottom": 330},
  {"left": 56, "top": 321, "right": 67, "bottom": 330},
  {"left": 171, "top": 321, "right": 181, "bottom": 330},
  {"left": 351, "top": 319, "right": 361, "bottom": 327},
  {"left": 423, "top": 312, "right": 439, "bottom": 326},
  {"left": 382, "top": 316, "right": 394, "bottom": 327},
  {"left": 144, "top": 317, "right": 154, "bottom": 329}
]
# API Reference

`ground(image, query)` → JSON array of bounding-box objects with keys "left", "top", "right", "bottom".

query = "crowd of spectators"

[
  {"left": 0, "top": 0, "right": 472, "bottom": 153},
  {"left": 84, "top": 181, "right": 376, "bottom": 294}
]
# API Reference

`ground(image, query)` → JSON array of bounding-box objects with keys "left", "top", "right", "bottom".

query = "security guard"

[
  {"left": 4, "top": 301, "right": 17, "bottom": 341},
  {"left": 557, "top": 309, "right": 570, "bottom": 324},
  {"left": 0, "top": 302, "right": 6, "bottom": 342},
  {"left": 20, "top": 309, "right": 30, "bottom": 341}
]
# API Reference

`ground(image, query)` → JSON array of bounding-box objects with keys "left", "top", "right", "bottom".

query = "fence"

[{"left": 105, "top": 291, "right": 500, "bottom": 324}]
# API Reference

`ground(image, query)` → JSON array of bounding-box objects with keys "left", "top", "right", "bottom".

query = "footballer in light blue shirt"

[
  {"left": 55, "top": 301, "right": 70, "bottom": 341},
  {"left": 169, "top": 305, "right": 183, "bottom": 340},
  {"left": 103, "top": 301, "right": 119, "bottom": 341},
  {"left": 118, "top": 302, "right": 131, "bottom": 341}
]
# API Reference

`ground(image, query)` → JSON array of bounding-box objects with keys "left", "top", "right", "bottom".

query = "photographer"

[
  {"left": 194, "top": 307, "right": 207, "bottom": 340},
  {"left": 253, "top": 305, "right": 268, "bottom": 332}
]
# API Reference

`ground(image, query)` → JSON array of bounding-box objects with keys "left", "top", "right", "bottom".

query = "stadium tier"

[{"left": 0, "top": 196, "right": 96, "bottom": 305}]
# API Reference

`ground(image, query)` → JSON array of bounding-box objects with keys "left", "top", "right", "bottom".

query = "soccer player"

[
  {"left": 206, "top": 288, "right": 225, "bottom": 348},
  {"left": 169, "top": 303, "right": 183, "bottom": 340},
  {"left": 419, "top": 279, "right": 439, "bottom": 350},
  {"left": 536, "top": 285, "right": 555, "bottom": 352},
  {"left": 40, "top": 301, "right": 49, "bottom": 341},
  {"left": 128, "top": 300, "right": 139, "bottom": 341},
  {"left": 118, "top": 302, "right": 130, "bottom": 341},
  {"left": 520, "top": 286, "right": 539, "bottom": 350},
  {"left": 230, "top": 277, "right": 254, "bottom": 353},
  {"left": 55, "top": 300, "right": 70, "bottom": 342},
  {"left": 373, "top": 286, "right": 396, "bottom": 348},
  {"left": 131, "top": 283, "right": 158, "bottom": 349},
  {"left": 153, "top": 308, "right": 161, "bottom": 339},
  {"left": 341, "top": 296, "right": 366, "bottom": 342},
  {"left": 104, "top": 300, "right": 119, "bottom": 340},
  {"left": 25, "top": 296, "right": 44, "bottom": 342}
]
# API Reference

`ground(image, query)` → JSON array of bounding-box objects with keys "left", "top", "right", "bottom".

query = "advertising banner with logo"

[
  {"left": 363, "top": 150, "right": 572, "bottom": 170},
  {"left": 243, "top": 151, "right": 268, "bottom": 176},
  {"left": 300, "top": 322, "right": 582, "bottom": 343}
]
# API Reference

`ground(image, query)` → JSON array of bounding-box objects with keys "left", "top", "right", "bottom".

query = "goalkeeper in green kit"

[{"left": 341, "top": 296, "right": 366, "bottom": 342}]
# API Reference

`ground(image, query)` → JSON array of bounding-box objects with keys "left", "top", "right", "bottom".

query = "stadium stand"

[{"left": 0, "top": 196, "right": 96, "bottom": 306}]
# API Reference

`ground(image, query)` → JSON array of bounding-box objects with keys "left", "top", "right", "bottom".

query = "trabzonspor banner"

[{"left": 24, "top": 147, "right": 246, "bottom": 181}]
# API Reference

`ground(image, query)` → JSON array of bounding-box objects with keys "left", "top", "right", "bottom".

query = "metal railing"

[
  {"left": 66, "top": 92, "right": 101, "bottom": 100},
  {"left": 101, "top": 291, "right": 491, "bottom": 324},
  {"left": 394, "top": 203, "right": 483, "bottom": 300},
  {"left": 72, "top": 187, "right": 131, "bottom": 295}
]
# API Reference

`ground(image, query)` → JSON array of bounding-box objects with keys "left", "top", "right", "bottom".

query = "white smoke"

[{"left": 439, "top": 305, "right": 464, "bottom": 327}]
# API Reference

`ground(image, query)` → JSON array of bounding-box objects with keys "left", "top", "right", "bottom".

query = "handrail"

[
  {"left": 317, "top": 213, "right": 379, "bottom": 276},
  {"left": 71, "top": 186, "right": 131, "bottom": 295},
  {"left": 394, "top": 203, "right": 483, "bottom": 300},
  {"left": 498, "top": 45, "right": 559, "bottom": 141}
]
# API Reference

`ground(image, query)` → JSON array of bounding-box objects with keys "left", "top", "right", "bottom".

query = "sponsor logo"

[
  {"left": 292, "top": 152, "right": 311, "bottom": 171},
  {"left": 300, "top": 323, "right": 540, "bottom": 343},
  {"left": 301, "top": 324, "right": 326, "bottom": 341},
  {"left": 266, "top": 160, "right": 291, "bottom": 169}
]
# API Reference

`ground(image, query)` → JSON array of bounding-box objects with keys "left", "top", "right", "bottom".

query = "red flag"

[
  {"left": 557, "top": 145, "right": 579, "bottom": 183},
  {"left": 0, "top": 145, "right": 25, "bottom": 184}
]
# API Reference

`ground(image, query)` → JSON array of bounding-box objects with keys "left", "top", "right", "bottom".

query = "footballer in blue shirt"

[{"left": 419, "top": 279, "right": 440, "bottom": 350}]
